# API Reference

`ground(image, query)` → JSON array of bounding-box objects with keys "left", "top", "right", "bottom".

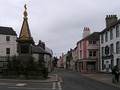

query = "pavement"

[{"left": 81, "top": 73, "right": 120, "bottom": 88}]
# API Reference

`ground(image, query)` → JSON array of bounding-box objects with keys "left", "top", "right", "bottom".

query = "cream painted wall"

[{"left": 0, "top": 34, "right": 17, "bottom": 56}]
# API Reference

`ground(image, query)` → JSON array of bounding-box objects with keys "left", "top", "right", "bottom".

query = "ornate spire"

[{"left": 17, "top": 4, "right": 34, "bottom": 44}]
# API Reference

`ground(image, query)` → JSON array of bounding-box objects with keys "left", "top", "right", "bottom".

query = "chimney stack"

[
  {"left": 105, "top": 15, "right": 118, "bottom": 27},
  {"left": 83, "top": 27, "right": 90, "bottom": 38},
  {"left": 38, "top": 40, "right": 45, "bottom": 50}
]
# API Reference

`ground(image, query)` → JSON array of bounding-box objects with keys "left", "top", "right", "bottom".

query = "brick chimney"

[
  {"left": 83, "top": 27, "right": 90, "bottom": 38},
  {"left": 105, "top": 15, "right": 118, "bottom": 27},
  {"left": 38, "top": 40, "right": 45, "bottom": 50}
]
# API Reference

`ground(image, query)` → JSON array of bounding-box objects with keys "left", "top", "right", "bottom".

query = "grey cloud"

[{"left": 0, "top": 0, "right": 120, "bottom": 57}]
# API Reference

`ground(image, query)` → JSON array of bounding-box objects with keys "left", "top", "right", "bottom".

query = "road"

[
  {"left": 0, "top": 81, "right": 61, "bottom": 90},
  {"left": 54, "top": 68, "right": 120, "bottom": 90},
  {"left": 0, "top": 68, "right": 120, "bottom": 90}
]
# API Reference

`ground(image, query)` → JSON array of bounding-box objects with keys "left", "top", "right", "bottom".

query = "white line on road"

[
  {"left": 8, "top": 87, "right": 52, "bottom": 89},
  {"left": 57, "top": 82, "right": 62, "bottom": 90},
  {"left": 15, "top": 83, "right": 26, "bottom": 86},
  {"left": 52, "top": 82, "right": 56, "bottom": 89}
]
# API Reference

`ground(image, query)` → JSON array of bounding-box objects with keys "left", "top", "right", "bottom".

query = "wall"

[
  {"left": 100, "top": 24, "right": 120, "bottom": 72},
  {"left": 0, "top": 34, "right": 17, "bottom": 56}
]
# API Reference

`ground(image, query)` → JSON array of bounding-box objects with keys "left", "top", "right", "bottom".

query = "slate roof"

[
  {"left": 100, "top": 19, "right": 120, "bottom": 34},
  {"left": 77, "top": 32, "right": 100, "bottom": 44},
  {"left": 32, "top": 46, "right": 50, "bottom": 54},
  {"left": 0, "top": 26, "right": 17, "bottom": 35},
  {"left": 83, "top": 32, "right": 100, "bottom": 40},
  {"left": 45, "top": 46, "right": 53, "bottom": 56}
]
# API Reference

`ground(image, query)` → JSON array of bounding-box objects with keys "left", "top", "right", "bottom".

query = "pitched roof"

[
  {"left": 77, "top": 32, "right": 100, "bottom": 44},
  {"left": 83, "top": 32, "right": 100, "bottom": 40},
  {"left": 18, "top": 19, "right": 33, "bottom": 40},
  {"left": 0, "top": 26, "right": 17, "bottom": 35},
  {"left": 100, "top": 19, "right": 120, "bottom": 34},
  {"left": 32, "top": 46, "right": 49, "bottom": 54},
  {"left": 45, "top": 46, "right": 53, "bottom": 55}
]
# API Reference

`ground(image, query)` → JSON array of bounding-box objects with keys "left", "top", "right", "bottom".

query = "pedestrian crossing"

[{"left": 52, "top": 82, "right": 62, "bottom": 90}]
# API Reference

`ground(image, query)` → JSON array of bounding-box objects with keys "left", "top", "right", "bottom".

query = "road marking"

[
  {"left": 7, "top": 82, "right": 61, "bottom": 90},
  {"left": 0, "top": 83, "right": 26, "bottom": 86},
  {"left": 8, "top": 87, "right": 52, "bottom": 89},
  {"left": 16, "top": 83, "right": 26, "bottom": 86},
  {"left": 57, "top": 82, "right": 62, "bottom": 90},
  {"left": 52, "top": 82, "right": 56, "bottom": 89}
]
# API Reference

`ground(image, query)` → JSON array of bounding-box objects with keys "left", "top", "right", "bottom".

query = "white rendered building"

[
  {"left": 0, "top": 26, "right": 17, "bottom": 67},
  {"left": 100, "top": 15, "right": 120, "bottom": 72}
]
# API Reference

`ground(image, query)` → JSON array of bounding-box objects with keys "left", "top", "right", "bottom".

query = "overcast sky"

[{"left": 0, "top": 0, "right": 120, "bottom": 57}]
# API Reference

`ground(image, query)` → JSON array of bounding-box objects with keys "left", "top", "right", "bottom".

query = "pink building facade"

[
  {"left": 77, "top": 27, "right": 100, "bottom": 73},
  {"left": 57, "top": 53, "right": 64, "bottom": 68}
]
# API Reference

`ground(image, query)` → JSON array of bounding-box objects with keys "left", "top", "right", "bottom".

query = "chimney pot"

[{"left": 83, "top": 27, "right": 90, "bottom": 38}]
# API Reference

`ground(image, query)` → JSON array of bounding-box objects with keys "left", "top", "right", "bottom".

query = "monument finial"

[{"left": 24, "top": 4, "right": 28, "bottom": 19}]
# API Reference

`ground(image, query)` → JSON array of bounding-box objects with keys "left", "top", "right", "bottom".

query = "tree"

[
  {"left": 38, "top": 54, "right": 45, "bottom": 69},
  {"left": 52, "top": 57, "right": 58, "bottom": 67},
  {"left": 38, "top": 54, "right": 48, "bottom": 79}
]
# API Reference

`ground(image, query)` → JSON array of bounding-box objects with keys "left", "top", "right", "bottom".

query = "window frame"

[
  {"left": 6, "top": 36, "right": 10, "bottom": 42},
  {"left": 110, "top": 29, "right": 113, "bottom": 40},
  {"left": 6, "top": 48, "right": 10, "bottom": 54},
  {"left": 101, "top": 34, "right": 104, "bottom": 44},
  {"left": 93, "top": 41, "right": 96, "bottom": 44},
  {"left": 116, "top": 41, "right": 120, "bottom": 54},
  {"left": 105, "top": 32, "right": 108, "bottom": 42},
  {"left": 89, "top": 41, "right": 92, "bottom": 44},
  {"left": 89, "top": 51, "right": 92, "bottom": 57},
  {"left": 116, "top": 25, "right": 119, "bottom": 38},
  {"left": 93, "top": 51, "right": 96, "bottom": 56},
  {"left": 110, "top": 44, "right": 114, "bottom": 54}
]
